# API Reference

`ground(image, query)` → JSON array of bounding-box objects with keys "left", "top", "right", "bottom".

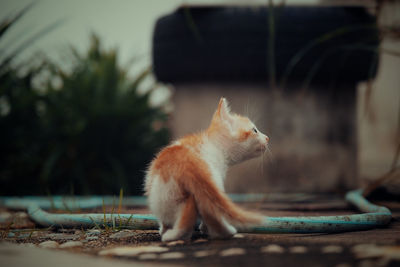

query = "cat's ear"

[{"left": 215, "top": 97, "right": 234, "bottom": 126}]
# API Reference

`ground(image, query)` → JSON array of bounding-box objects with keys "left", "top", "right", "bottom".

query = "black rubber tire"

[{"left": 152, "top": 6, "right": 379, "bottom": 86}]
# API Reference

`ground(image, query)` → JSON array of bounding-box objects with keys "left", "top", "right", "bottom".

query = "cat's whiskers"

[
  {"left": 265, "top": 145, "right": 273, "bottom": 163},
  {"left": 260, "top": 149, "right": 264, "bottom": 176}
]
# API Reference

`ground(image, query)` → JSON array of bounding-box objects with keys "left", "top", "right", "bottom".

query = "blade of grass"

[
  {"left": 102, "top": 198, "right": 107, "bottom": 230},
  {"left": 111, "top": 196, "right": 116, "bottom": 229},
  {"left": 0, "top": 2, "right": 35, "bottom": 38},
  {"left": 183, "top": 7, "right": 203, "bottom": 43},
  {"left": 124, "top": 214, "right": 134, "bottom": 228},
  {"left": 118, "top": 188, "right": 124, "bottom": 230},
  {"left": 0, "top": 18, "right": 65, "bottom": 70},
  {"left": 89, "top": 216, "right": 102, "bottom": 230}
]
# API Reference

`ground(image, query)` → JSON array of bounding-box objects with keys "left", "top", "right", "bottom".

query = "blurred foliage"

[{"left": 0, "top": 10, "right": 170, "bottom": 195}]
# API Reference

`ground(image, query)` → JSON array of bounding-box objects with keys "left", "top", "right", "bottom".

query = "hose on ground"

[{"left": 18, "top": 190, "right": 392, "bottom": 233}]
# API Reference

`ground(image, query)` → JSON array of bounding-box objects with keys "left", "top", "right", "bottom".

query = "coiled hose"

[{"left": 1, "top": 189, "right": 391, "bottom": 233}]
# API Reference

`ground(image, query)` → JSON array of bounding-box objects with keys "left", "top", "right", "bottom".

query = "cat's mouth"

[{"left": 256, "top": 145, "right": 267, "bottom": 152}]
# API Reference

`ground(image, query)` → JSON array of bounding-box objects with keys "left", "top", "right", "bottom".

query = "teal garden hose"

[{"left": 1, "top": 190, "right": 391, "bottom": 234}]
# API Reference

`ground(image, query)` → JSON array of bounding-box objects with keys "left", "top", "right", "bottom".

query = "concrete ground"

[
  {"left": 0, "top": 242, "right": 167, "bottom": 267},
  {"left": 1, "top": 198, "right": 399, "bottom": 267}
]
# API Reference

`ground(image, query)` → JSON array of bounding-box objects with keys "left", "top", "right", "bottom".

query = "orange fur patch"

[
  {"left": 238, "top": 130, "right": 251, "bottom": 141},
  {"left": 151, "top": 136, "right": 210, "bottom": 187},
  {"left": 178, "top": 194, "right": 198, "bottom": 230},
  {"left": 202, "top": 211, "right": 225, "bottom": 233},
  {"left": 152, "top": 145, "right": 185, "bottom": 183},
  {"left": 180, "top": 134, "right": 204, "bottom": 151}
]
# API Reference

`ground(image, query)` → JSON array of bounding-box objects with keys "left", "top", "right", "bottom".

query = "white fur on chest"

[{"left": 199, "top": 139, "right": 228, "bottom": 191}]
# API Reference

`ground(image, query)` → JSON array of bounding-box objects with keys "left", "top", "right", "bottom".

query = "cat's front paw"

[
  {"left": 161, "top": 229, "right": 192, "bottom": 242},
  {"left": 161, "top": 230, "right": 178, "bottom": 242},
  {"left": 159, "top": 223, "right": 170, "bottom": 236}
]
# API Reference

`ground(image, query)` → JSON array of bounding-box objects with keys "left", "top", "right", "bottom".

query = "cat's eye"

[{"left": 252, "top": 127, "right": 258, "bottom": 133}]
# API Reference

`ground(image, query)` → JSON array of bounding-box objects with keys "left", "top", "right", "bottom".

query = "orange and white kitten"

[{"left": 145, "top": 98, "right": 269, "bottom": 242}]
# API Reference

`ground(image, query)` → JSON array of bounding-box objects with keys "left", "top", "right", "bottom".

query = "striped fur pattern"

[{"left": 144, "top": 98, "right": 269, "bottom": 242}]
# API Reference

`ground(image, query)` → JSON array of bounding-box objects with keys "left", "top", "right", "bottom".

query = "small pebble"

[
  {"left": 352, "top": 243, "right": 400, "bottom": 262},
  {"left": 74, "top": 230, "right": 83, "bottom": 235},
  {"left": 261, "top": 244, "right": 285, "bottom": 253},
  {"left": 166, "top": 240, "right": 185, "bottom": 246},
  {"left": 16, "top": 233, "right": 32, "bottom": 239},
  {"left": 159, "top": 252, "right": 185, "bottom": 260},
  {"left": 138, "top": 253, "right": 158, "bottom": 260},
  {"left": 38, "top": 240, "right": 59, "bottom": 249},
  {"left": 351, "top": 243, "right": 373, "bottom": 253},
  {"left": 220, "top": 248, "right": 246, "bottom": 257},
  {"left": 47, "top": 233, "right": 79, "bottom": 240},
  {"left": 194, "top": 250, "right": 216, "bottom": 258},
  {"left": 29, "top": 231, "right": 40, "bottom": 238},
  {"left": 0, "top": 212, "right": 12, "bottom": 223},
  {"left": 109, "top": 230, "right": 135, "bottom": 239},
  {"left": 322, "top": 245, "right": 343, "bottom": 254},
  {"left": 86, "top": 236, "right": 99, "bottom": 241},
  {"left": 7, "top": 232, "right": 15, "bottom": 238},
  {"left": 193, "top": 238, "right": 208, "bottom": 244},
  {"left": 99, "top": 246, "right": 169, "bottom": 257},
  {"left": 86, "top": 229, "right": 101, "bottom": 236},
  {"left": 59, "top": 241, "right": 83, "bottom": 248},
  {"left": 289, "top": 246, "right": 307, "bottom": 254},
  {"left": 58, "top": 229, "right": 74, "bottom": 233},
  {"left": 15, "top": 212, "right": 28, "bottom": 219}
]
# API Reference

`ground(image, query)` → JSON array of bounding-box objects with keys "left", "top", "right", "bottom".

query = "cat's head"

[{"left": 208, "top": 98, "right": 270, "bottom": 165}]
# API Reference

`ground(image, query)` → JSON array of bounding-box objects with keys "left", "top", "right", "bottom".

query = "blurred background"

[{"left": 0, "top": 0, "right": 399, "bottom": 196}]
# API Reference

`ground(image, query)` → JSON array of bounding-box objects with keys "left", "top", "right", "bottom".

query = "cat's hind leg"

[
  {"left": 161, "top": 195, "right": 197, "bottom": 242},
  {"left": 159, "top": 223, "right": 171, "bottom": 236},
  {"left": 201, "top": 213, "right": 237, "bottom": 239}
]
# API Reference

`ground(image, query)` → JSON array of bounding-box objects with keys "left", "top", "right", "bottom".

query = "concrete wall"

[
  {"left": 169, "top": 84, "right": 357, "bottom": 193},
  {"left": 357, "top": 1, "right": 400, "bottom": 189}
]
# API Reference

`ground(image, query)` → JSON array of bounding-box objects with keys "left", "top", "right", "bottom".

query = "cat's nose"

[{"left": 265, "top": 136, "right": 270, "bottom": 143}]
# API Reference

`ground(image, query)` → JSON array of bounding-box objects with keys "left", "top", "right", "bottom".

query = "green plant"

[
  {"left": 0, "top": 16, "right": 170, "bottom": 195},
  {"left": 0, "top": 5, "right": 59, "bottom": 196},
  {"left": 36, "top": 35, "right": 170, "bottom": 195}
]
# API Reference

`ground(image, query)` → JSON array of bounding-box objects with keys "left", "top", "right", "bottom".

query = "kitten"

[{"left": 144, "top": 98, "right": 269, "bottom": 242}]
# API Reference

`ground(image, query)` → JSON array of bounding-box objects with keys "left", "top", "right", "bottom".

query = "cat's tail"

[{"left": 183, "top": 172, "right": 264, "bottom": 227}]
